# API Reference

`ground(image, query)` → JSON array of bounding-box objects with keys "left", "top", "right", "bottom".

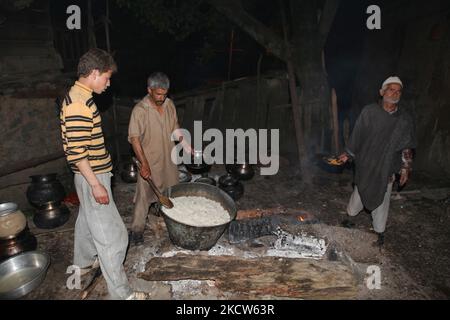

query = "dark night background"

[
  {"left": 1, "top": 0, "right": 450, "bottom": 301},
  {"left": 48, "top": 0, "right": 368, "bottom": 98}
]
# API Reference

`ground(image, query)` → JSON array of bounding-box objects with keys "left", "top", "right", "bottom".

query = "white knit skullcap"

[{"left": 381, "top": 76, "right": 403, "bottom": 90}]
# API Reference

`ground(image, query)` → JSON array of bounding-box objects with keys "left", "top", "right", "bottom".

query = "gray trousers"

[
  {"left": 131, "top": 175, "right": 157, "bottom": 234},
  {"left": 346, "top": 181, "right": 394, "bottom": 233},
  {"left": 74, "top": 172, "right": 132, "bottom": 299}
]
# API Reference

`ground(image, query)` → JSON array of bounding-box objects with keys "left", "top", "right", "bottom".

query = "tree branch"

[{"left": 207, "top": 0, "right": 287, "bottom": 62}]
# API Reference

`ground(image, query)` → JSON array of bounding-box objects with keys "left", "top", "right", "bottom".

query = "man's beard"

[{"left": 383, "top": 97, "right": 400, "bottom": 104}]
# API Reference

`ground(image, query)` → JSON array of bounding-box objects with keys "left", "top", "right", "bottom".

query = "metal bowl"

[
  {"left": 318, "top": 156, "right": 345, "bottom": 174},
  {"left": 0, "top": 251, "right": 50, "bottom": 299}
]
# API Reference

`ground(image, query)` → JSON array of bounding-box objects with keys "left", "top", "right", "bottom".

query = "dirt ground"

[{"left": 19, "top": 160, "right": 450, "bottom": 300}]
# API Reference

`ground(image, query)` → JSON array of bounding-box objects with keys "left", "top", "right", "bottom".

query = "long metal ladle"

[{"left": 132, "top": 157, "right": 174, "bottom": 209}]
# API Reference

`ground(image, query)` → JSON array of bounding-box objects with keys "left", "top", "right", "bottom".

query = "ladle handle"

[{"left": 132, "top": 157, "right": 163, "bottom": 197}]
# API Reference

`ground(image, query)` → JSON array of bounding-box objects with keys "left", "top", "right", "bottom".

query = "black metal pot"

[
  {"left": 178, "top": 169, "right": 192, "bottom": 183},
  {"left": 26, "top": 174, "right": 65, "bottom": 209},
  {"left": 225, "top": 164, "right": 235, "bottom": 174},
  {"left": 162, "top": 183, "right": 237, "bottom": 251},
  {"left": 218, "top": 174, "right": 244, "bottom": 201},
  {"left": 185, "top": 163, "right": 211, "bottom": 175},
  {"left": 194, "top": 176, "right": 216, "bottom": 186},
  {"left": 219, "top": 182, "right": 244, "bottom": 201},
  {"left": 121, "top": 162, "right": 138, "bottom": 183},
  {"left": 231, "top": 163, "right": 255, "bottom": 181},
  {"left": 218, "top": 173, "right": 239, "bottom": 187},
  {"left": 33, "top": 202, "right": 70, "bottom": 229},
  {"left": 0, "top": 228, "right": 37, "bottom": 263}
]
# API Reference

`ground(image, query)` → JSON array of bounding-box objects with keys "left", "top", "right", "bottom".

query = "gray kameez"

[
  {"left": 344, "top": 102, "right": 416, "bottom": 233},
  {"left": 128, "top": 96, "right": 180, "bottom": 233}
]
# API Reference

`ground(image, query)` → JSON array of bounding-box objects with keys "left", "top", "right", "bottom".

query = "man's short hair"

[
  {"left": 147, "top": 72, "right": 170, "bottom": 90},
  {"left": 77, "top": 48, "right": 117, "bottom": 77}
]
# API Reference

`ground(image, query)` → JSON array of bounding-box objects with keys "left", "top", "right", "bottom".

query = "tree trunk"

[
  {"left": 289, "top": 0, "right": 338, "bottom": 158},
  {"left": 208, "top": 0, "right": 339, "bottom": 168}
]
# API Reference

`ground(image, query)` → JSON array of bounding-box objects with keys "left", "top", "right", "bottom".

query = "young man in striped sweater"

[{"left": 60, "top": 48, "right": 148, "bottom": 300}]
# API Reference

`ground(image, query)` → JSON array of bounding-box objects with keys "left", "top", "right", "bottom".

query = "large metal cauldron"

[{"left": 162, "top": 183, "right": 237, "bottom": 251}]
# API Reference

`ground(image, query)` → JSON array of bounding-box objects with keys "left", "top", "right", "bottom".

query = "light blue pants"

[
  {"left": 74, "top": 172, "right": 132, "bottom": 299},
  {"left": 346, "top": 181, "right": 394, "bottom": 233}
]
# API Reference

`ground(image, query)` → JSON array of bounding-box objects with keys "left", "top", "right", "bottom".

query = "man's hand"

[
  {"left": 399, "top": 168, "right": 410, "bottom": 186},
  {"left": 338, "top": 153, "right": 350, "bottom": 163},
  {"left": 92, "top": 184, "right": 110, "bottom": 205},
  {"left": 140, "top": 162, "right": 151, "bottom": 180}
]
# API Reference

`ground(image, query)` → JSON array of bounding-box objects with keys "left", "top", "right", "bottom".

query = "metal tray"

[{"left": 0, "top": 251, "right": 50, "bottom": 299}]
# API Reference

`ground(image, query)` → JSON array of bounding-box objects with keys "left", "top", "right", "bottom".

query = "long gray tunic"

[{"left": 346, "top": 103, "right": 416, "bottom": 210}]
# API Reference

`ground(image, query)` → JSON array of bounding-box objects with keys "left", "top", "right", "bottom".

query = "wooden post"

[
  {"left": 256, "top": 53, "right": 264, "bottom": 128},
  {"left": 87, "top": 0, "right": 97, "bottom": 48},
  {"left": 104, "top": 0, "right": 111, "bottom": 53},
  {"left": 112, "top": 96, "right": 121, "bottom": 167},
  {"left": 227, "top": 29, "right": 235, "bottom": 81},
  {"left": 331, "top": 88, "right": 339, "bottom": 153},
  {"left": 279, "top": 0, "right": 305, "bottom": 161}
]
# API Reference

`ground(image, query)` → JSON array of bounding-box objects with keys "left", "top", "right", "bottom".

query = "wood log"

[
  {"left": 331, "top": 88, "right": 339, "bottom": 153},
  {"left": 236, "top": 207, "right": 312, "bottom": 220},
  {"left": 138, "top": 255, "right": 358, "bottom": 299}
]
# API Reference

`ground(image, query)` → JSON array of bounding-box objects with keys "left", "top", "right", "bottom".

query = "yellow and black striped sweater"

[{"left": 60, "top": 81, "right": 112, "bottom": 174}]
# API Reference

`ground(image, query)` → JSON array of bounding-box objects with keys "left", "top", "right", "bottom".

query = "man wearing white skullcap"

[{"left": 338, "top": 76, "right": 416, "bottom": 247}]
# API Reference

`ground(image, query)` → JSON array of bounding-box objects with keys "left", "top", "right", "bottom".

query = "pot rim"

[
  {"left": 0, "top": 203, "right": 19, "bottom": 217},
  {"left": 29, "top": 173, "right": 58, "bottom": 182}
]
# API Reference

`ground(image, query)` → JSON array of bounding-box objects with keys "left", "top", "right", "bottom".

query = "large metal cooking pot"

[
  {"left": 162, "top": 183, "right": 237, "bottom": 250},
  {"left": 26, "top": 174, "right": 65, "bottom": 209},
  {"left": 0, "top": 203, "right": 27, "bottom": 240}
]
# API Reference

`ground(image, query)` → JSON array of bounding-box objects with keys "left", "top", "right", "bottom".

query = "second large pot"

[
  {"left": 218, "top": 174, "right": 244, "bottom": 201},
  {"left": 26, "top": 174, "right": 65, "bottom": 209},
  {"left": 0, "top": 203, "right": 27, "bottom": 240}
]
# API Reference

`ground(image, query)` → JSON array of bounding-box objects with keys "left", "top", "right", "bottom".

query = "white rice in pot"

[{"left": 162, "top": 196, "right": 231, "bottom": 227}]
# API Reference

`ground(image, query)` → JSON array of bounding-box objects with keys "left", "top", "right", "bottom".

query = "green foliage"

[
  {"left": 114, "top": 0, "right": 235, "bottom": 64},
  {"left": 114, "top": 0, "right": 220, "bottom": 41},
  {"left": 0, "top": 0, "right": 34, "bottom": 11}
]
